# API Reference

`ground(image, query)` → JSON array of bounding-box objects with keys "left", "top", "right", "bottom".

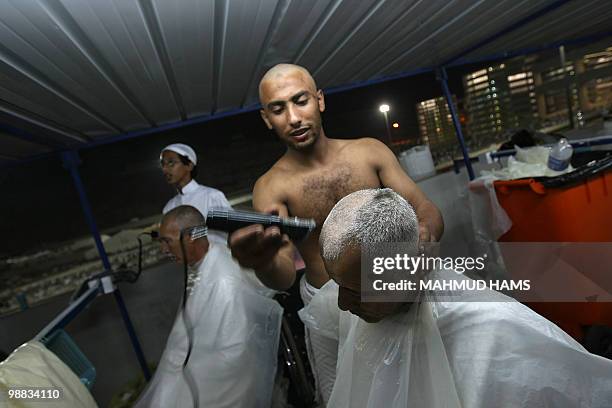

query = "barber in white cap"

[{"left": 160, "top": 143, "right": 232, "bottom": 243}]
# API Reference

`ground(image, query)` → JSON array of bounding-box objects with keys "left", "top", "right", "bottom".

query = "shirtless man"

[{"left": 229, "top": 63, "right": 443, "bottom": 403}]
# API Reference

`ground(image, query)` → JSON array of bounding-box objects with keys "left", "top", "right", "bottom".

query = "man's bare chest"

[{"left": 284, "top": 162, "right": 381, "bottom": 226}]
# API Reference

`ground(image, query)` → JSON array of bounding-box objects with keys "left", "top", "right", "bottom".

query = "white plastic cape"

[
  {"left": 135, "top": 244, "right": 283, "bottom": 408},
  {"left": 0, "top": 341, "right": 98, "bottom": 408},
  {"left": 300, "top": 271, "right": 612, "bottom": 408}
]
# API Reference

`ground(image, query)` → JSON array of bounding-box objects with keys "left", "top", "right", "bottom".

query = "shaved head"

[
  {"left": 161, "top": 205, "right": 205, "bottom": 233},
  {"left": 320, "top": 188, "right": 420, "bottom": 262},
  {"left": 159, "top": 205, "right": 208, "bottom": 265},
  {"left": 259, "top": 63, "right": 317, "bottom": 103},
  {"left": 257, "top": 63, "right": 326, "bottom": 150}
]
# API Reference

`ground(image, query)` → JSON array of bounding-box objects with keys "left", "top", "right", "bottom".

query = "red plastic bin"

[{"left": 494, "top": 170, "right": 612, "bottom": 341}]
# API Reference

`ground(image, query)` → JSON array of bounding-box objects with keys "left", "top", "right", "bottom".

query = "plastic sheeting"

[
  {"left": 299, "top": 275, "right": 338, "bottom": 405},
  {"left": 135, "top": 243, "right": 283, "bottom": 408},
  {"left": 0, "top": 341, "right": 98, "bottom": 408},
  {"left": 300, "top": 272, "right": 612, "bottom": 408},
  {"left": 466, "top": 176, "right": 512, "bottom": 242},
  {"left": 472, "top": 145, "right": 576, "bottom": 241}
]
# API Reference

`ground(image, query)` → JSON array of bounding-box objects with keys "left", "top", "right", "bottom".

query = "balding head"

[
  {"left": 258, "top": 63, "right": 317, "bottom": 103},
  {"left": 159, "top": 205, "right": 208, "bottom": 265}
]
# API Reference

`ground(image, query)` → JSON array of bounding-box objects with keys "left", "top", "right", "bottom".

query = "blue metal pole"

[
  {"left": 61, "top": 150, "right": 111, "bottom": 270},
  {"left": 113, "top": 290, "right": 151, "bottom": 380},
  {"left": 60, "top": 150, "right": 151, "bottom": 381},
  {"left": 436, "top": 67, "right": 475, "bottom": 180}
]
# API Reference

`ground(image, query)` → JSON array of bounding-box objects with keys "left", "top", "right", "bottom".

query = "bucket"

[{"left": 399, "top": 145, "right": 436, "bottom": 181}]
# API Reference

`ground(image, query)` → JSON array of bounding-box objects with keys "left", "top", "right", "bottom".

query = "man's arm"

[
  {"left": 366, "top": 139, "right": 444, "bottom": 242},
  {"left": 228, "top": 175, "right": 297, "bottom": 290}
]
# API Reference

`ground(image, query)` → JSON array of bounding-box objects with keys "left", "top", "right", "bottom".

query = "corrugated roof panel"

[
  {"left": 57, "top": 0, "right": 183, "bottom": 126},
  {"left": 215, "top": 0, "right": 281, "bottom": 111},
  {"left": 326, "top": 0, "right": 473, "bottom": 85},
  {"left": 465, "top": 1, "right": 612, "bottom": 60},
  {"left": 0, "top": 0, "right": 608, "bottom": 162},
  {"left": 243, "top": 0, "right": 335, "bottom": 103},
  {"left": 292, "top": 0, "right": 383, "bottom": 77},
  {"left": 0, "top": 104, "right": 87, "bottom": 145},
  {"left": 0, "top": 1, "right": 151, "bottom": 134},
  {"left": 517, "top": 2, "right": 612, "bottom": 47},
  {"left": 0, "top": 60, "right": 114, "bottom": 135},
  {"left": 413, "top": 0, "right": 549, "bottom": 66},
  {"left": 372, "top": 0, "right": 493, "bottom": 78},
  {"left": 153, "top": 0, "right": 216, "bottom": 118},
  {"left": 305, "top": 0, "right": 402, "bottom": 88}
]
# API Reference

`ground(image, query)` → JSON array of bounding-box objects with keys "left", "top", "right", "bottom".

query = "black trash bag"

[
  {"left": 498, "top": 129, "right": 536, "bottom": 151},
  {"left": 536, "top": 154, "right": 612, "bottom": 188}
]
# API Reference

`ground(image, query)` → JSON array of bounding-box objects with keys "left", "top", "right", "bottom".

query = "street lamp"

[{"left": 379, "top": 104, "right": 391, "bottom": 144}]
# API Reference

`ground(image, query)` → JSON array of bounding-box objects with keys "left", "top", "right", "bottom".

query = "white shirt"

[
  {"left": 163, "top": 179, "right": 232, "bottom": 243},
  {"left": 135, "top": 244, "right": 283, "bottom": 408}
]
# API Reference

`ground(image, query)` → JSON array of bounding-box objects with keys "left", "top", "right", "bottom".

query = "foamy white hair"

[{"left": 320, "top": 188, "right": 419, "bottom": 261}]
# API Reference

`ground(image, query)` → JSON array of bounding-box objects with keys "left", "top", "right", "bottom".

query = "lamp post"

[{"left": 379, "top": 104, "right": 391, "bottom": 144}]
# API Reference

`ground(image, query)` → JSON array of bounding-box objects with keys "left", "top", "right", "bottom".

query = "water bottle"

[{"left": 547, "top": 138, "right": 573, "bottom": 171}]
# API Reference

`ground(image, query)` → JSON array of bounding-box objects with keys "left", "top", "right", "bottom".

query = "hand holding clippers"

[{"left": 206, "top": 209, "right": 316, "bottom": 242}]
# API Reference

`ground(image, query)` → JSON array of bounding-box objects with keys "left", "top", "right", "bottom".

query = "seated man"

[
  {"left": 136, "top": 205, "right": 282, "bottom": 408},
  {"left": 303, "top": 188, "right": 612, "bottom": 408}
]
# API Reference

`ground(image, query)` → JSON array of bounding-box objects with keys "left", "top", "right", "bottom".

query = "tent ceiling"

[{"left": 0, "top": 0, "right": 610, "bottom": 164}]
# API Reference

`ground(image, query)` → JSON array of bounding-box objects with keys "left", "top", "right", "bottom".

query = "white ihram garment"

[
  {"left": 301, "top": 270, "right": 612, "bottom": 408},
  {"left": 299, "top": 275, "right": 339, "bottom": 406},
  {"left": 135, "top": 244, "right": 282, "bottom": 408}
]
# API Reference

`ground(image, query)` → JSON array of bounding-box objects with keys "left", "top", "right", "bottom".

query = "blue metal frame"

[
  {"left": 60, "top": 150, "right": 151, "bottom": 381},
  {"left": 35, "top": 284, "right": 101, "bottom": 341},
  {"left": 436, "top": 67, "right": 475, "bottom": 180},
  {"left": 61, "top": 150, "right": 111, "bottom": 270},
  {"left": 113, "top": 290, "right": 151, "bottom": 380}
]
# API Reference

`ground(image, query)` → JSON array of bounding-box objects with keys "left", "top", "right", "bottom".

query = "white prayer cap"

[{"left": 160, "top": 143, "right": 197, "bottom": 165}]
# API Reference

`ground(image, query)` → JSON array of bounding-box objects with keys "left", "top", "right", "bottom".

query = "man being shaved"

[
  {"left": 312, "top": 188, "right": 612, "bottom": 408},
  {"left": 136, "top": 205, "right": 282, "bottom": 408}
]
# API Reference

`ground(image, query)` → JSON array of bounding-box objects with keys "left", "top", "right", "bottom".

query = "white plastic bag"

[{"left": 0, "top": 341, "right": 98, "bottom": 408}]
